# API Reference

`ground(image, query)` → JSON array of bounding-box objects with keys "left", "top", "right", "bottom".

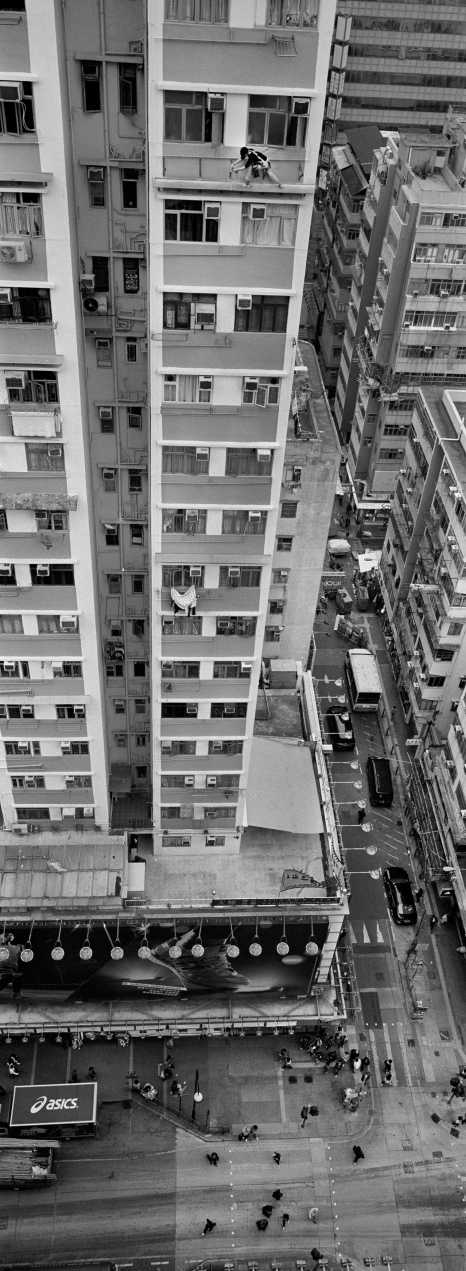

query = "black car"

[
  {"left": 383, "top": 867, "right": 417, "bottom": 925},
  {"left": 366, "top": 754, "right": 393, "bottom": 807},
  {"left": 326, "top": 709, "right": 355, "bottom": 751}
]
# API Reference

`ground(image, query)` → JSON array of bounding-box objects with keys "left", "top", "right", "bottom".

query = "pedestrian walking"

[
  {"left": 207, "top": 1152, "right": 219, "bottom": 1166},
  {"left": 281, "top": 1213, "right": 290, "bottom": 1228},
  {"left": 357, "top": 803, "right": 366, "bottom": 824},
  {"left": 430, "top": 914, "right": 438, "bottom": 931},
  {"left": 361, "top": 1055, "right": 370, "bottom": 1071},
  {"left": 8, "top": 1054, "right": 20, "bottom": 1068},
  {"left": 300, "top": 1105, "right": 309, "bottom": 1128},
  {"left": 414, "top": 887, "right": 423, "bottom": 902},
  {"left": 440, "top": 913, "right": 449, "bottom": 926},
  {"left": 256, "top": 1219, "right": 268, "bottom": 1231},
  {"left": 272, "top": 1189, "right": 283, "bottom": 1201},
  {"left": 310, "top": 1249, "right": 323, "bottom": 1263},
  {"left": 202, "top": 1219, "right": 216, "bottom": 1236},
  {"left": 262, "top": 1205, "right": 273, "bottom": 1217},
  {"left": 6, "top": 1060, "right": 19, "bottom": 1078},
  {"left": 87, "top": 1065, "right": 97, "bottom": 1080},
  {"left": 350, "top": 1049, "right": 360, "bottom": 1073},
  {"left": 273, "top": 1151, "right": 281, "bottom": 1165},
  {"left": 382, "top": 1058, "right": 392, "bottom": 1086},
  {"left": 361, "top": 1070, "right": 370, "bottom": 1087},
  {"left": 352, "top": 1144, "right": 365, "bottom": 1163}
]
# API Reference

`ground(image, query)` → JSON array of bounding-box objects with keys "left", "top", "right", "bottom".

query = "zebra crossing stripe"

[
  {"left": 375, "top": 923, "right": 385, "bottom": 943},
  {"left": 362, "top": 924, "right": 371, "bottom": 943}
]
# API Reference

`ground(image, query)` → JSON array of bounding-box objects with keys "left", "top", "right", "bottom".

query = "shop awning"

[{"left": 247, "top": 737, "right": 323, "bottom": 835}]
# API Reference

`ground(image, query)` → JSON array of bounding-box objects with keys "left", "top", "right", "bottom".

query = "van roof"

[{"left": 346, "top": 648, "right": 382, "bottom": 693}]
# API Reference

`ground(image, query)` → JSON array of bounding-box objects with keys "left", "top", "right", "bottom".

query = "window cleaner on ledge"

[{"left": 229, "top": 147, "right": 282, "bottom": 187}]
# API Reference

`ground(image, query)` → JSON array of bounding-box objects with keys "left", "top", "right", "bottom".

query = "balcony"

[
  {"left": 161, "top": 586, "right": 260, "bottom": 614},
  {"left": 162, "top": 636, "right": 255, "bottom": 658},
  {"left": 161, "top": 785, "right": 238, "bottom": 806},
  {"left": 0, "top": 635, "right": 80, "bottom": 659},
  {"left": 162, "top": 330, "right": 286, "bottom": 373},
  {"left": 6, "top": 752, "right": 90, "bottom": 772},
  {"left": 161, "top": 678, "right": 251, "bottom": 700},
  {"left": 162, "top": 406, "right": 278, "bottom": 447},
  {"left": 160, "top": 717, "right": 246, "bottom": 738},
  {"left": 161, "top": 478, "right": 272, "bottom": 508},
  {"left": 160, "top": 535, "right": 266, "bottom": 562},
  {"left": 161, "top": 753, "right": 243, "bottom": 773},
  {"left": 0, "top": 531, "right": 71, "bottom": 561},
  {"left": 0, "top": 678, "right": 84, "bottom": 698},
  {"left": 0, "top": 585, "right": 77, "bottom": 612},
  {"left": 0, "top": 718, "right": 87, "bottom": 739}
]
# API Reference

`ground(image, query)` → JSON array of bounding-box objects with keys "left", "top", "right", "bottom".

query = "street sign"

[
  {"left": 10, "top": 1081, "right": 97, "bottom": 1128},
  {"left": 405, "top": 737, "right": 421, "bottom": 748}
]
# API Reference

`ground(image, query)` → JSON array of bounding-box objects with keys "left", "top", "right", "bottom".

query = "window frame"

[
  {"left": 81, "top": 62, "right": 102, "bottom": 113},
  {"left": 119, "top": 63, "right": 138, "bottom": 115}
]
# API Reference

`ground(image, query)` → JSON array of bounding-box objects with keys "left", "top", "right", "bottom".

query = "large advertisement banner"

[{"left": 10, "top": 1083, "right": 98, "bottom": 1128}]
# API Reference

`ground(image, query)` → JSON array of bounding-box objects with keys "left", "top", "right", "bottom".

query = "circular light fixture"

[
  {"left": 22, "top": 1034, "right": 30, "bottom": 1044},
  {"left": 169, "top": 920, "right": 183, "bottom": 959},
  {"left": 109, "top": 917, "right": 124, "bottom": 960},
  {"left": 366, "top": 844, "right": 377, "bottom": 856},
  {"left": 276, "top": 918, "right": 289, "bottom": 957},
  {"left": 249, "top": 919, "right": 262, "bottom": 957},
  {"left": 79, "top": 923, "right": 93, "bottom": 961},
  {"left": 305, "top": 922, "right": 318, "bottom": 956},
  {"left": 226, "top": 919, "right": 240, "bottom": 959},
  {"left": 138, "top": 926, "right": 151, "bottom": 959},
  {"left": 51, "top": 921, "right": 65, "bottom": 961},
  {"left": 20, "top": 945, "right": 34, "bottom": 963},
  {"left": 0, "top": 946, "right": 10, "bottom": 964},
  {"left": 192, "top": 920, "right": 205, "bottom": 959},
  {"left": 193, "top": 1089, "right": 204, "bottom": 1104}
]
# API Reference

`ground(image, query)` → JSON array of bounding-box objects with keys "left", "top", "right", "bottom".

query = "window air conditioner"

[
  {"left": 24, "top": 776, "right": 36, "bottom": 788},
  {"left": 48, "top": 446, "right": 62, "bottom": 457},
  {"left": 257, "top": 448, "right": 271, "bottom": 461},
  {"left": 184, "top": 775, "right": 195, "bottom": 786},
  {"left": 241, "top": 662, "right": 252, "bottom": 674},
  {"left": 59, "top": 615, "right": 78, "bottom": 632},
  {"left": 194, "top": 304, "right": 216, "bottom": 329},
  {"left": 206, "top": 775, "right": 217, "bottom": 786},
  {"left": 3, "top": 660, "right": 16, "bottom": 671},
  {"left": 228, "top": 568, "right": 240, "bottom": 581},
  {"left": 181, "top": 836, "right": 191, "bottom": 847},
  {"left": 61, "top": 741, "right": 71, "bottom": 753},
  {"left": 87, "top": 167, "right": 104, "bottom": 182},
  {"left": 62, "top": 808, "right": 75, "bottom": 819},
  {"left": 248, "top": 204, "right": 266, "bottom": 221},
  {"left": 5, "top": 372, "right": 27, "bottom": 389},
  {"left": 17, "top": 740, "right": 29, "bottom": 752},
  {"left": 291, "top": 97, "right": 310, "bottom": 117},
  {"left": 80, "top": 274, "right": 95, "bottom": 293},
  {"left": 103, "top": 468, "right": 116, "bottom": 482},
  {"left": 207, "top": 92, "right": 225, "bottom": 113},
  {"left": 162, "top": 662, "right": 174, "bottom": 675},
  {"left": 206, "top": 835, "right": 216, "bottom": 846},
  {"left": 0, "top": 288, "right": 12, "bottom": 303},
  {"left": 83, "top": 806, "right": 94, "bottom": 817},
  {"left": 279, "top": 570, "right": 288, "bottom": 580},
  {"left": 161, "top": 741, "right": 172, "bottom": 754},
  {"left": 65, "top": 776, "right": 75, "bottom": 788},
  {"left": 237, "top": 294, "right": 252, "bottom": 311},
  {"left": 99, "top": 406, "right": 113, "bottom": 422},
  {"left": 36, "top": 564, "right": 50, "bottom": 577},
  {"left": 198, "top": 375, "right": 212, "bottom": 393},
  {"left": 75, "top": 705, "right": 86, "bottom": 718},
  {"left": 0, "top": 239, "right": 31, "bottom": 264},
  {"left": 20, "top": 705, "right": 33, "bottom": 717},
  {"left": 196, "top": 447, "right": 209, "bottom": 459},
  {"left": 189, "top": 567, "right": 202, "bottom": 580},
  {"left": 205, "top": 204, "right": 220, "bottom": 221},
  {"left": 186, "top": 704, "right": 197, "bottom": 716},
  {"left": 0, "top": 563, "right": 12, "bottom": 575},
  {"left": 248, "top": 511, "right": 261, "bottom": 520},
  {"left": 224, "top": 704, "right": 235, "bottom": 715},
  {"left": 0, "top": 83, "right": 21, "bottom": 102},
  {"left": 211, "top": 741, "right": 223, "bottom": 752}
]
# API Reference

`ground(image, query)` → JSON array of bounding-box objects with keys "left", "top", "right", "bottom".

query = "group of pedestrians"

[{"left": 255, "top": 1191, "right": 289, "bottom": 1232}]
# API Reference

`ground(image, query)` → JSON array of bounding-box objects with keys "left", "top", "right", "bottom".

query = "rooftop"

[
  {"left": 345, "top": 124, "right": 384, "bottom": 172},
  {"left": 0, "top": 834, "right": 126, "bottom": 913}
]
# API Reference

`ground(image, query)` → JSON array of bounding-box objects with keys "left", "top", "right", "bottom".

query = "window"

[
  {"left": 92, "top": 257, "right": 109, "bottom": 292},
  {"left": 107, "top": 574, "right": 121, "bottom": 595},
  {"left": 267, "top": 1, "right": 319, "bottom": 26},
  {"left": 0, "top": 564, "right": 16, "bottom": 586},
  {"left": 122, "top": 168, "right": 139, "bottom": 210},
  {"left": 114, "top": 700, "right": 126, "bottom": 715},
  {"left": 132, "top": 619, "right": 145, "bottom": 637},
  {"left": 163, "top": 508, "right": 207, "bottom": 534},
  {"left": 276, "top": 536, "right": 293, "bottom": 551},
  {"left": 130, "top": 523, "right": 144, "bottom": 545},
  {"left": 234, "top": 295, "right": 288, "bottom": 333},
  {"left": 163, "top": 292, "right": 216, "bottom": 331},
  {"left": 281, "top": 501, "right": 297, "bottom": 518},
  {"left": 427, "top": 675, "right": 446, "bottom": 688},
  {"left": 132, "top": 574, "right": 145, "bottom": 594},
  {"left": 134, "top": 698, "right": 148, "bottom": 714},
  {"left": 104, "top": 523, "right": 119, "bottom": 546},
  {"left": 241, "top": 203, "right": 297, "bottom": 248},
  {"left": 88, "top": 168, "right": 106, "bottom": 208},
  {"left": 0, "top": 615, "right": 22, "bottom": 633},
  {"left": 163, "top": 446, "right": 209, "bottom": 475},
  {"left": 219, "top": 566, "right": 261, "bottom": 587},
  {"left": 164, "top": 200, "right": 219, "bottom": 243},
  {"left": 126, "top": 339, "right": 138, "bottom": 363},
  {"left": 123, "top": 259, "right": 140, "bottom": 294},
  {"left": 136, "top": 766, "right": 148, "bottom": 779},
  {"left": 248, "top": 94, "right": 308, "bottom": 148},
  {"left": 448, "top": 622, "right": 462, "bottom": 637},
  {"left": 163, "top": 564, "right": 205, "bottom": 588},
  {"left": 163, "top": 374, "right": 212, "bottom": 404},
  {"left": 133, "top": 661, "right": 146, "bottom": 677},
  {"left": 272, "top": 568, "right": 289, "bottom": 583},
  {"left": 102, "top": 467, "right": 117, "bottom": 491},
  {"left": 81, "top": 62, "right": 101, "bottom": 112},
  {"left": 96, "top": 339, "right": 112, "bottom": 367},
  {"left": 119, "top": 63, "right": 138, "bottom": 114},
  {"left": 114, "top": 732, "right": 128, "bottom": 748},
  {"left": 56, "top": 705, "right": 84, "bottom": 720},
  {"left": 269, "top": 599, "right": 284, "bottom": 615},
  {"left": 242, "top": 377, "right": 279, "bottom": 407},
  {"left": 135, "top": 733, "right": 148, "bottom": 747},
  {"left": 100, "top": 408, "right": 114, "bottom": 434},
  {"left": 0, "top": 81, "right": 35, "bottom": 135},
  {"left": 164, "top": 0, "right": 228, "bottom": 19},
  {"left": 164, "top": 91, "right": 224, "bottom": 144},
  {"left": 129, "top": 469, "right": 143, "bottom": 492},
  {"left": 128, "top": 406, "right": 142, "bottom": 429},
  {"left": 222, "top": 510, "right": 266, "bottom": 535},
  {"left": 107, "top": 664, "right": 124, "bottom": 678},
  {"left": 25, "top": 443, "right": 63, "bottom": 473}
]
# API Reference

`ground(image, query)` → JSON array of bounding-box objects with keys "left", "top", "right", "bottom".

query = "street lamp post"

[{"left": 191, "top": 1068, "right": 204, "bottom": 1122}]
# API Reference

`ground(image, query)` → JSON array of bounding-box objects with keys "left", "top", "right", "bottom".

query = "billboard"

[{"left": 10, "top": 1082, "right": 97, "bottom": 1129}]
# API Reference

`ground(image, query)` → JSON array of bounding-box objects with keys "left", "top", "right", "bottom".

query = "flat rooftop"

[{"left": 0, "top": 834, "right": 126, "bottom": 911}]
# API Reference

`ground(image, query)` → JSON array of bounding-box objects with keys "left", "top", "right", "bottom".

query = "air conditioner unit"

[
  {"left": 440, "top": 288, "right": 450, "bottom": 297},
  {"left": 59, "top": 615, "right": 78, "bottom": 633},
  {"left": 228, "top": 568, "right": 240, "bottom": 581},
  {"left": 198, "top": 375, "right": 212, "bottom": 393},
  {"left": 189, "top": 567, "right": 202, "bottom": 580},
  {"left": 0, "top": 83, "right": 21, "bottom": 102},
  {"left": 48, "top": 445, "right": 62, "bottom": 457},
  {"left": 0, "top": 563, "right": 12, "bottom": 575},
  {"left": 241, "top": 662, "right": 252, "bottom": 674},
  {"left": 205, "top": 204, "right": 220, "bottom": 221},
  {"left": 75, "top": 705, "right": 86, "bottom": 718},
  {"left": 161, "top": 741, "right": 172, "bottom": 754},
  {"left": 83, "top": 293, "right": 108, "bottom": 315},
  {"left": 248, "top": 511, "right": 261, "bottom": 521},
  {"left": 83, "top": 806, "right": 94, "bottom": 817},
  {"left": 291, "top": 97, "right": 310, "bottom": 117},
  {"left": 20, "top": 705, "right": 33, "bottom": 718},
  {"left": 24, "top": 776, "right": 36, "bottom": 788},
  {"left": 224, "top": 704, "right": 235, "bottom": 715},
  {"left": 87, "top": 167, "right": 104, "bottom": 182},
  {"left": 194, "top": 303, "right": 216, "bottom": 329},
  {"left": 5, "top": 372, "right": 26, "bottom": 389},
  {"left": 80, "top": 274, "right": 95, "bottom": 293},
  {"left": 205, "top": 835, "right": 216, "bottom": 846},
  {"left": 2, "top": 662, "right": 15, "bottom": 674},
  {"left": 186, "top": 705, "right": 197, "bottom": 716},
  {"left": 36, "top": 564, "right": 50, "bottom": 577},
  {"left": 257, "top": 448, "right": 271, "bottom": 462},
  {"left": 61, "top": 741, "right": 71, "bottom": 754},
  {"left": 248, "top": 204, "right": 266, "bottom": 221},
  {"left": 279, "top": 570, "right": 288, "bottom": 581},
  {"left": 211, "top": 741, "right": 223, "bottom": 752},
  {"left": 237, "top": 294, "right": 252, "bottom": 311},
  {"left": 103, "top": 468, "right": 116, "bottom": 482},
  {"left": 17, "top": 740, "right": 29, "bottom": 751},
  {"left": 65, "top": 776, "right": 75, "bottom": 788},
  {"left": 206, "top": 775, "right": 217, "bottom": 786},
  {"left": 0, "top": 239, "right": 31, "bottom": 264},
  {"left": 62, "top": 808, "right": 75, "bottom": 819},
  {"left": 0, "top": 288, "right": 12, "bottom": 303},
  {"left": 196, "top": 447, "right": 209, "bottom": 459},
  {"left": 180, "top": 836, "right": 190, "bottom": 847},
  {"left": 99, "top": 406, "right": 113, "bottom": 422},
  {"left": 184, "top": 775, "right": 195, "bottom": 786},
  {"left": 445, "top": 324, "right": 453, "bottom": 331},
  {"left": 207, "top": 92, "right": 225, "bottom": 113}
]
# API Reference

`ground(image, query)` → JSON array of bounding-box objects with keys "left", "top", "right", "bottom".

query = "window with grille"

[
  {"left": 122, "top": 169, "right": 139, "bottom": 210},
  {"left": 234, "top": 295, "right": 288, "bottom": 333},
  {"left": 123, "top": 258, "right": 140, "bottom": 293},
  {"left": 164, "top": 0, "right": 228, "bottom": 18}
]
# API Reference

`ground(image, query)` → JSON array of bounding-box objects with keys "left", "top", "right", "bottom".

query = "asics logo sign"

[{"left": 30, "top": 1095, "right": 78, "bottom": 1114}]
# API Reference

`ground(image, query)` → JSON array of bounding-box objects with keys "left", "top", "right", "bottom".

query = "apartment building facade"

[
  {"left": 342, "top": 128, "right": 466, "bottom": 520},
  {"left": 0, "top": 0, "right": 335, "bottom": 851},
  {"left": 380, "top": 387, "right": 466, "bottom": 740}
]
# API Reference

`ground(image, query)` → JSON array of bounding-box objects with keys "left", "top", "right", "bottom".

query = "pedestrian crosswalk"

[
  {"left": 348, "top": 1019, "right": 428, "bottom": 1090},
  {"left": 348, "top": 918, "right": 389, "bottom": 946}
]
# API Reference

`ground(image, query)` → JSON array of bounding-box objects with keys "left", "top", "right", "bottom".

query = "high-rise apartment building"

[
  {"left": 0, "top": 2, "right": 347, "bottom": 1040},
  {"left": 340, "top": 126, "right": 466, "bottom": 525},
  {"left": 336, "top": 1, "right": 466, "bottom": 136}
]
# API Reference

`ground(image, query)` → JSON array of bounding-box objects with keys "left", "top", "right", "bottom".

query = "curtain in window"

[
  {"left": 165, "top": 0, "right": 228, "bottom": 19},
  {"left": 267, "top": 0, "right": 318, "bottom": 24},
  {"left": 178, "top": 375, "right": 197, "bottom": 402},
  {"left": 241, "top": 206, "right": 296, "bottom": 247},
  {"left": 0, "top": 615, "right": 22, "bottom": 633}
]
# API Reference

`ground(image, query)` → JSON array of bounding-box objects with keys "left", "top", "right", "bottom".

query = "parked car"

[
  {"left": 366, "top": 754, "right": 393, "bottom": 807},
  {"left": 326, "top": 709, "right": 355, "bottom": 751},
  {"left": 383, "top": 867, "right": 417, "bottom": 925}
]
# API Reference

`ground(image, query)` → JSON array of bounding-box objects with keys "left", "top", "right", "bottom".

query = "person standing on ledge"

[{"left": 229, "top": 147, "right": 281, "bottom": 187}]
